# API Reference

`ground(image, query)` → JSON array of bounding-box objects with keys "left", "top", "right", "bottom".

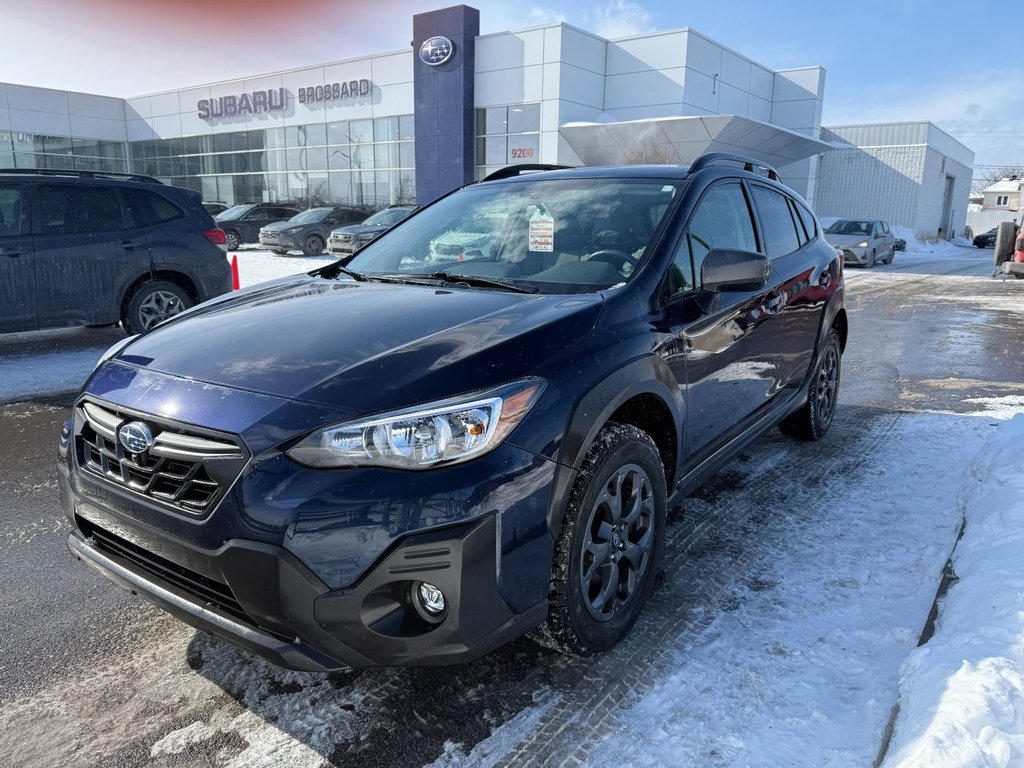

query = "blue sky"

[{"left": 1, "top": 0, "right": 1020, "bottom": 172}]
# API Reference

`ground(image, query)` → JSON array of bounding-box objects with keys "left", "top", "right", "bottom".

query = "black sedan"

[{"left": 973, "top": 228, "right": 998, "bottom": 248}]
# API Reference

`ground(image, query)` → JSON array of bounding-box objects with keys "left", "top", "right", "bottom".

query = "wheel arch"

[
  {"left": 120, "top": 270, "right": 199, "bottom": 320},
  {"left": 546, "top": 357, "right": 683, "bottom": 540}
]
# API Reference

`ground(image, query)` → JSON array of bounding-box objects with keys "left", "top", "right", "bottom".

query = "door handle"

[
  {"left": 120, "top": 240, "right": 139, "bottom": 250},
  {"left": 0, "top": 248, "right": 24, "bottom": 258}
]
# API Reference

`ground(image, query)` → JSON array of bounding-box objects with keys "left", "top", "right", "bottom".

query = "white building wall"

[
  {"left": 815, "top": 122, "right": 974, "bottom": 239},
  {"left": 1, "top": 83, "right": 126, "bottom": 141},
  {"left": 124, "top": 50, "right": 414, "bottom": 142}
]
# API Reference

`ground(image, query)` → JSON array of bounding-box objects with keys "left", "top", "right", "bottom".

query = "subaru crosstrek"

[{"left": 60, "top": 153, "right": 847, "bottom": 670}]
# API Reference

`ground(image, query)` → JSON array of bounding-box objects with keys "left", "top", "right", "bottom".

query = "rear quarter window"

[
  {"left": 750, "top": 184, "right": 801, "bottom": 259},
  {"left": 124, "top": 188, "right": 184, "bottom": 228}
]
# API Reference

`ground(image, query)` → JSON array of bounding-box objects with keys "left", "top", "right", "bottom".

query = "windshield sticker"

[{"left": 529, "top": 209, "right": 554, "bottom": 252}]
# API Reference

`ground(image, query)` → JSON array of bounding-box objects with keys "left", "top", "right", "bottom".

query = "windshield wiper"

[
  {"left": 401, "top": 271, "right": 540, "bottom": 294},
  {"left": 315, "top": 263, "right": 370, "bottom": 282}
]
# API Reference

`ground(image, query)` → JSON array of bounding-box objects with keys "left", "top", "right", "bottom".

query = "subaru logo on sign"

[
  {"left": 118, "top": 421, "right": 155, "bottom": 454},
  {"left": 419, "top": 36, "right": 454, "bottom": 66}
]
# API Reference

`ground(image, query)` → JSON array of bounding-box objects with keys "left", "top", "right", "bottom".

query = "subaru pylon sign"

[{"left": 419, "top": 36, "right": 454, "bottom": 66}]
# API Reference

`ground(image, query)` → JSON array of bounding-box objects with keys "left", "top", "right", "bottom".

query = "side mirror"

[{"left": 700, "top": 249, "right": 771, "bottom": 294}]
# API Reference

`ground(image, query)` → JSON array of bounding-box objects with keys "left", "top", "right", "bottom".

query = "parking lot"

[{"left": 1, "top": 243, "right": 1021, "bottom": 766}]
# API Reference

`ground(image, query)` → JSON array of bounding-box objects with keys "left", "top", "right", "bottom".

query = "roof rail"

[
  {"left": 481, "top": 164, "right": 575, "bottom": 182},
  {"left": 0, "top": 168, "right": 164, "bottom": 185},
  {"left": 688, "top": 152, "right": 781, "bottom": 181}
]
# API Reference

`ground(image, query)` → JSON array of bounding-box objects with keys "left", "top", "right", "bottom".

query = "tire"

[
  {"left": 532, "top": 422, "right": 667, "bottom": 656},
  {"left": 867, "top": 250, "right": 876, "bottom": 269},
  {"left": 271, "top": 248, "right": 289, "bottom": 255},
  {"left": 994, "top": 221, "right": 1017, "bottom": 265},
  {"left": 122, "top": 279, "right": 192, "bottom": 335},
  {"left": 303, "top": 235, "right": 325, "bottom": 257},
  {"left": 779, "top": 327, "right": 841, "bottom": 441},
  {"left": 225, "top": 230, "right": 240, "bottom": 251}
]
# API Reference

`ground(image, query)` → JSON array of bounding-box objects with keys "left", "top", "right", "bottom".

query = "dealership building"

[{"left": 0, "top": 4, "right": 972, "bottom": 238}]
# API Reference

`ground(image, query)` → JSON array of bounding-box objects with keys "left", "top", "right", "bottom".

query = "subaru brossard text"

[{"left": 60, "top": 154, "right": 847, "bottom": 670}]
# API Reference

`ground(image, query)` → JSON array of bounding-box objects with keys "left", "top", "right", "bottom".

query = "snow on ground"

[{"left": 882, "top": 415, "right": 1024, "bottom": 768}]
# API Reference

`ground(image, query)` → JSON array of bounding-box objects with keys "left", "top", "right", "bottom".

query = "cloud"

[
  {"left": 526, "top": 6, "right": 568, "bottom": 25},
  {"left": 588, "top": 0, "right": 656, "bottom": 38}
]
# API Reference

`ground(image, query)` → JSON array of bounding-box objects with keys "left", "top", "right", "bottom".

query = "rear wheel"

[
  {"left": 303, "top": 235, "right": 325, "bottom": 257},
  {"left": 532, "top": 423, "right": 667, "bottom": 656},
  {"left": 224, "top": 229, "right": 240, "bottom": 251},
  {"left": 122, "top": 279, "right": 192, "bottom": 335},
  {"left": 779, "top": 327, "right": 841, "bottom": 441}
]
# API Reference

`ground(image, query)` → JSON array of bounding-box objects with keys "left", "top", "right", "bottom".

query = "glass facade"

[
  {"left": 129, "top": 114, "right": 416, "bottom": 208},
  {"left": 475, "top": 103, "right": 541, "bottom": 180},
  {"left": 0, "top": 131, "right": 127, "bottom": 173}
]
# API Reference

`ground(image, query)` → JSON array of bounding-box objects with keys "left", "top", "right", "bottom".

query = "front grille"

[
  {"left": 77, "top": 515, "right": 254, "bottom": 626},
  {"left": 76, "top": 400, "right": 247, "bottom": 517}
]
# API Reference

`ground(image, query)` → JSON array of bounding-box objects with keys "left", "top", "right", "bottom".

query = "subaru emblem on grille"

[{"left": 118, "top": 421, "right": 155, "bottom": 454}]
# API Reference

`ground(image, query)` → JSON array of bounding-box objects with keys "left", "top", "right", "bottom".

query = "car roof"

[{"left": 482, "top": 165, "right": 693, "bottom": 184}]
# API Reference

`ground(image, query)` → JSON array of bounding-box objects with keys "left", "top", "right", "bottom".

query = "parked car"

[
  {"left": 259, "top": 206, "right": 368, "bottom": 257},
  {"left": 61, "top": 153, "right": 846, "bottom": 671},
  {"left": 973, "top": 228, "right": 998, "bottom": 248},
  {"left": 202, "top": 201, "right": 229, "bottom": 216},
  {"left": 825, "top": 218, "right": 896, "bottom": 268},
  {"left": 214, "top": 203, "right": 301, "bottom": 250},
  {"left": 427, "top": 210, "right": 504, "bottom": 263},
  {"left": 326, "top": 205, "right": 417, "bottom": 257},
  {"left": 0, "top": 168, "right": 231, "bottom": 335}
]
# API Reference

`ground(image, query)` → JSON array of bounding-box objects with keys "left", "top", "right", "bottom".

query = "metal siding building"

[{"left": 815, "top": 122, "right": 974, "bottom": 240}]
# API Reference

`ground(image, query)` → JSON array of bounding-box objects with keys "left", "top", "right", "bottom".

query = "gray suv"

[
  {"left": 258, "top": 206, "right": 368, "bottom": 256},
  {"left": 0, "top": 169, "right": 232, "bottom": 335}
]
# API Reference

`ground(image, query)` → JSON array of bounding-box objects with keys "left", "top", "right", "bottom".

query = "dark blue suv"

[{"left": 61, "top": 154, "right": 846, "bottom": 670}]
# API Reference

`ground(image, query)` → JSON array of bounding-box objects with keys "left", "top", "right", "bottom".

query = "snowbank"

[{"left": 883, "top": 415, "right": 1024, "bottom": 767}]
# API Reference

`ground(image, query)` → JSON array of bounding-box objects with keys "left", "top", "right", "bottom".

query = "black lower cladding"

[{"left": 67, "top": 502, "right": 543, "bottom": 670}]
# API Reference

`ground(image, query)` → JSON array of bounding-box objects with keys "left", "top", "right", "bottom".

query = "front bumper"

[
  {"left": 259, "top": 232, "right": 296, "bottom": 249},
  {"left": 64, "top": 484, "right": 545, "bottom": 670},
  {"left": 840, "top": 247, "right": 870, "bottom": 265}
]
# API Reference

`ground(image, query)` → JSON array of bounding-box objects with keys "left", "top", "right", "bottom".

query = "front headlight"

[
  {"left": 856, "top": 241, "right": 869, "bottom": 249},
  {"left": 287, "top": 379, "right": 546, "bottom": 469}
]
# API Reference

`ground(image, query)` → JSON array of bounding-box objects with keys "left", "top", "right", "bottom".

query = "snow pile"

[
  {"left": 891, "top": 225, "right": 970, "bottom": 258},
  {"left": 883, "top": 414, "right": 1024, "bottom": 767}
]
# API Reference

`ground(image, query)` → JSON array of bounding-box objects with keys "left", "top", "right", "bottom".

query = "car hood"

[
  {"left": 109, "top": 275, "right": 604, "bottom": 413},
  {"left": 331, "top": 224, "right": 387, "bottom": 237},
  {"left": 261, "top": 220, "right": 304, "bottom": 233},
  {"left": 825, "top": 233, "right": 875, "bottom": 247}
]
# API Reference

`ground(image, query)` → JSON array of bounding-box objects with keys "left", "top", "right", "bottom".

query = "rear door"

[
  {"left": 748, "top": 183, "right": 831, "bottom": 392},
  {"left": 32, "top": 182, "right": 145, "bottom": 328},
  {"left": 0, "top": 182, "right": 36, "bottom": 332}
]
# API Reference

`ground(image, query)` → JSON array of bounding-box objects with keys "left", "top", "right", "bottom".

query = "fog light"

[{"left": 416, "top": 582, "right": 446, "bottom": 615}]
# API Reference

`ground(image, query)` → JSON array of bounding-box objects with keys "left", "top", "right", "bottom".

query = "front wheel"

[
  {"left": 224, "top": 230, "right": 240, "bottom": 251},
  {"left": 122, "top": 280, "right": 192, "bottom": 335},
  {"left": 779, "top": 327, "right": 841, "bottom": 440},
  {"left": 532, "top": 422, "right": 667, "bottom": 656},
  {"left": 303, "top": 235, "right": 325, "bottom": 257}
]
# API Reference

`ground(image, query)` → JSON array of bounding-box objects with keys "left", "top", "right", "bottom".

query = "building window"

[
  {"left": 996, "top": 194, "right": 1009, "bottom": 206},
  {"left": 474, "top": 104, "right": 541, "bottom": 180},
  {"left": 127, "top": 118, "right": 415, "bottom": 208}
]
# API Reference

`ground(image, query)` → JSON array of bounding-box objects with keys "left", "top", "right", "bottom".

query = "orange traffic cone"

[{"left": 231, "top": 254, "right": 240, "bottom": 291}]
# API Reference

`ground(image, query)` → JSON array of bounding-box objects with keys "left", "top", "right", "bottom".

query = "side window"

[
  {"left": 667, "top": 181, "right": 757, "bottom": 299},
  {"left": 882, "top": 221, "right": 890, "bottom": 235},
  {"left": 38, "top": 184, "right": 124, "bottom": 236},
  {"left": 788, "top": 198, "right": 809, "bottom": 247},
  {"left": 123, "top": 188, "right": 184, "bottom": 228},
  {"left": 750, "top": 184, "right": 801, "bottom": 259},
  {"left": 795, "top": 202, "right": 818, "bottom": 241},
  {"left": 0, "top": 185, "right": 27, "bottom": 237}
]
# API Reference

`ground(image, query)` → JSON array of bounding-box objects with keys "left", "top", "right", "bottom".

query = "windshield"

[
  {"left": 363, "top": 207, "right": 412, "bottom": 227},
  {"left": 826, "top": 220, "right": 872, "bottom": 236},
  {"left": 288, "top": 208, "right": 331, "bottom": 224},
  {"left": 216, "top": 204, "right": 256, "bottom": 221},
  {"left": 346, "top": 178, "right": 682, "bottom": 294}
]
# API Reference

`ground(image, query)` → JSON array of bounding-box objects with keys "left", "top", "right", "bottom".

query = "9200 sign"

[
  {"left": 298, "top": 78, "right": 373, "bottom": 104},
  {"left": 510, "top": 147, "right": 535, "bottom": 160}
]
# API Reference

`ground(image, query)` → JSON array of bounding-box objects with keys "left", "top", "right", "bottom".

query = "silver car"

[{"left": 825, "top": 219, "right": 896, "bottom": 268}]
